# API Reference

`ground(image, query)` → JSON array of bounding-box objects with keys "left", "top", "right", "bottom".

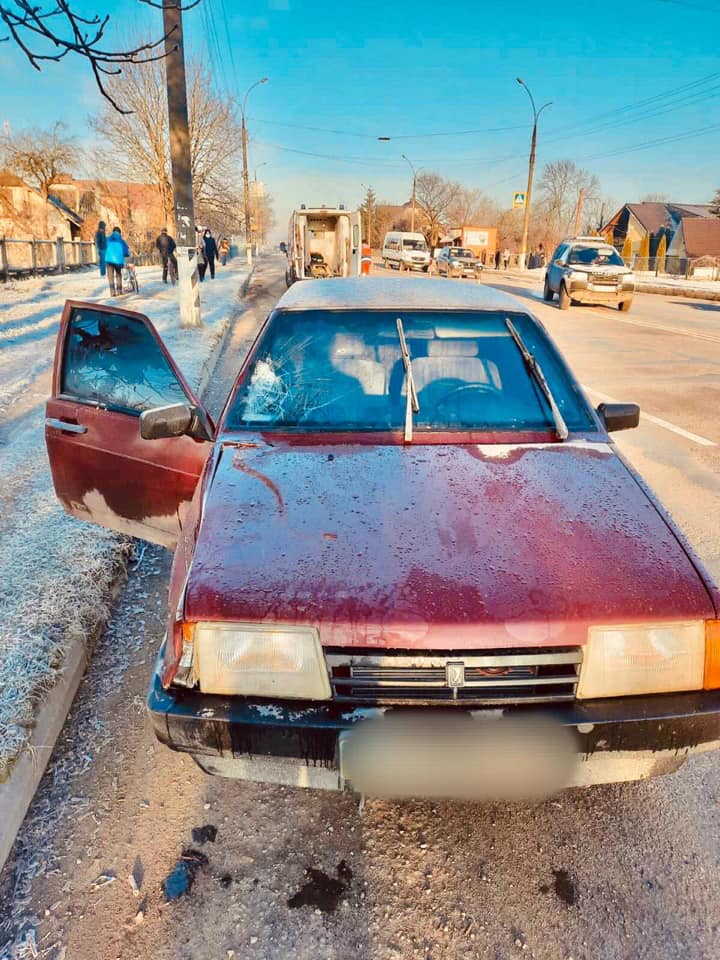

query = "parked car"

[
  {"left": 544, "top": 237, "right": 635, "bottom": 311},
  {"left": 45, "top": 279, "right": 720, "bottom": 799},
  {"left": 436, "top": 246, "right": 483, "bottom": 279},
  {"left": 382, "top": 231, "right": 431, "bottom": 272}
]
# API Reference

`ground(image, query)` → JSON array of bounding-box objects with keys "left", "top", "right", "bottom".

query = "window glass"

[
  {"left": 568, "top": 245, "right": 624, "bottom": 266},
  {"left": 61, "top": 307, "right": 188, "bottom": 414},
  {"left": 226, "top": 309, "right": 595, "bottom": 434}
]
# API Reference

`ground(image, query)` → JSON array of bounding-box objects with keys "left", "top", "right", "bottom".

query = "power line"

[{"left": 250, "top": 117, "right": 528, "bottom": 140}]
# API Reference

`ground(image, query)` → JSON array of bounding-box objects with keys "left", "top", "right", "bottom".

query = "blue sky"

[{"left": 2, "top": 0, "right": 720, "bottom": 235}]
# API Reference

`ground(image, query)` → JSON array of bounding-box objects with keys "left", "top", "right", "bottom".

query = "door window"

[{"left": 61, "top": 306, "right": 189, "bottom": 414}]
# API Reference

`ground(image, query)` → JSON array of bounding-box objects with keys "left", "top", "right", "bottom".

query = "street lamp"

[
  {"left": 401, "top": 154, "right": 417, "bottom": 232},
  {"left": 241, "top": 77, "right": 268, "bottom": 265},
  {"left": 254, "top": 161, "right": 269, "bottom": 181},
  {"left": 516, "top": 78, "right": 551, "bottom": 271}
]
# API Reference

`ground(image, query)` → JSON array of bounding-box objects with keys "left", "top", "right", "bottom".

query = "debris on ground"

[{"left": 162, "top": 849, "right": 209, "bottom": 901}]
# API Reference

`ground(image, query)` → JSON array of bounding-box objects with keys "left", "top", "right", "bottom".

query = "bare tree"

[
  {"left": 1, "top": 121, "right": 77, "bottom": 233},
  {"left": 414, "top": 173, "right": 462, "bottom": 246},
  {"left": 641, "top": 192, "right": 671, "bottom": 203},
  {"left": 0, "top": 1, "right": 199, "bottom": 113},
  {"left": 447, "top": 187, "right": 500, "bottom": 228},
  {"left": 90, "top": 52, "right": 244, "bottom": 230},
  {"left": 535, "top": 160, "right": 600, "bottom": 249}
]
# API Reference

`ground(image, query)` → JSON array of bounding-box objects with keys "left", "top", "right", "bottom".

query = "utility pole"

[
  {"left": 162, "top": 0, "right": 200, "bottom": 328},
  {"left": 517, "top": 78, "right": 551, "bottom": 272},
  {"left": 573, "top": 188, "right": 586, "bottom": 238},
  {"left": 402, "top": 154, "right": 417, "bottom": 232},
  {"left": 241, "top": 78, "right": 268, "bottom": 266}
]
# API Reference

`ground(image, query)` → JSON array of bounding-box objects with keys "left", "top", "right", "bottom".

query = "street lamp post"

[
  {"left": 401, "top": 154, "right": 417, "bottom": 232},
  {"left": 516, "top": 78, "right": 551, "bottom": 272},
  {"left": 241, "top": 77, "right": 268, "bottom": 266},
  {"left": 360, "top": 182, "right": 373, "bottom": 246}
]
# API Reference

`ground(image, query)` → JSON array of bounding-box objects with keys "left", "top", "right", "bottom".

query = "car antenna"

[
  {"left": 396, "top": 317, "right": 419, "bottom": 443},
  {"left": 505, "top": 318, "right": 568, "bottom": 441}
]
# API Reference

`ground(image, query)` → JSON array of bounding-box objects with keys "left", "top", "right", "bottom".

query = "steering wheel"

[{"left": 434, "top": 382, "right": 495, "bottom": 418}]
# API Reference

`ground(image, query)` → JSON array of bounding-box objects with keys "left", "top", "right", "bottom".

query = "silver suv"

[{"left": 544, "top": 237, "right": 635, "bottom": 312}]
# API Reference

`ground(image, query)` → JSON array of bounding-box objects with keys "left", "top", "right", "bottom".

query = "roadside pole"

[
  {"left": 573, "top": 188, "right": 586, "bottom": 237},
  {"left": 516, "top": 79, "right": 551, "bottom": 272},
  {"left": 242, "top": 116, "right": 252, "bottom": 267},
  {"left": 162, "top": 0, "right": 201, "bottom": 328}
]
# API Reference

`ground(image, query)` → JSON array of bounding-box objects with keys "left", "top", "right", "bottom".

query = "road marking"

[
  {"left": 613, "top": 316, "right": 720, "bottom": 345},
  {"left": 583, "top": 386, "right": 716, "bottom": 448}
]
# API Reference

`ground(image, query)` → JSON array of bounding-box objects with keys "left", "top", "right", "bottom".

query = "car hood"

[{"left": 185, "top": 440, "right": 714, "bottom": 649}]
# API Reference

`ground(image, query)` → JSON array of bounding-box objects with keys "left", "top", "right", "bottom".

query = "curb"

[
  {"left": 634, "top": 282, "right": 720, "bottom": 301},
  {"left": 196, "top": 268, "right": 254, "bottom": 397},
  {"left": 0, "top": 267, "right": 253, "bottom": 875}
]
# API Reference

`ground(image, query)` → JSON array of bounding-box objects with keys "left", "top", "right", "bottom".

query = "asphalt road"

[{"left": 2, "top": 257, "right": 720, "bottom": 960}]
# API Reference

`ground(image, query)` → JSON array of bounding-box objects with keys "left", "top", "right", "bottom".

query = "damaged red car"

[{"left": 46, "top": 278, "right": 720, "bottom": 799}]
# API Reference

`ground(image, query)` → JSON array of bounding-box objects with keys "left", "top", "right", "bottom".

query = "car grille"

[
  {"left": 589, "top": 274, "right": 620, "bottom": 285},
  {"left": 326, "top": 647, "right": 582, "bottom": 706}
]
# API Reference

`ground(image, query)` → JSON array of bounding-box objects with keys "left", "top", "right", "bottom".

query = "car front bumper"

[
  {"left": 148, "top": 666, "right": 720, "bottom": 793},
  {"left": 569, "top": 282, "right": 634, "bottom": 304}
]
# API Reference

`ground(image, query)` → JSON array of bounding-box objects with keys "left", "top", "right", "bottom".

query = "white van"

[{"left": 382, "top": 232, "right": 431, "bottom": 272}]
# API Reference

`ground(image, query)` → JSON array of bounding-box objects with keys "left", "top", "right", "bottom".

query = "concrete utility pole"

[
  {"left": 517, "top": 78, "right": 551, "bottom": 272},
  {"left": 401, "top": 154, "right": 417, "bottom": 232},
  {"left": 573, "top": 188, "right": 586, "bottom": 238},
  {"left": 162, "top": 0, "right": 201, "bottom": 328},
  {"left": 241, "top": 78, "right": 268, "bottom": 266}
]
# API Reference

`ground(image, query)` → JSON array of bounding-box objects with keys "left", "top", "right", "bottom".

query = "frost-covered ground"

[{"left": 0, "top": 262, "right": 249, "bottom": 779}]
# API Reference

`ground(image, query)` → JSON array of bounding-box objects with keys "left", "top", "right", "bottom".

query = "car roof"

[{"left": 274, "top": 277, "right": 526, "bottom": 313}]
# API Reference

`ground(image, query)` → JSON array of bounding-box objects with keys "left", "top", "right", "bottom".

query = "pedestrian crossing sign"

[{"left": 512, "top": 191, "right": 527, "bottom": 208}]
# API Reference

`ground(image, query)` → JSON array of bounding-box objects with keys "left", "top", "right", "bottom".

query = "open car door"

[{"left": 46, "top": 300, "right": 214, "bottom": 549}]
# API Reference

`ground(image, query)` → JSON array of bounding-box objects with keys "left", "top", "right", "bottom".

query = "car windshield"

[
  {"left": 226, "top": 310, "right": 595, "bottom": 434},
  {"left": 402, "top": 239, "right": 426, "bottom": 250},
  {"left": 568, "top": 246, "right": 624, "bottom": 266},
  {"left": 452, "top": 248, "right": 474, "bottom": 258}
]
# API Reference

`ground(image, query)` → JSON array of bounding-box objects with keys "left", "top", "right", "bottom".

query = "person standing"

[
  {"left": 203, "top": 229, "right": 218, "bottom": 279},
  {"left": 104, "top": 227, "right": 130, "bottom": 296},
  {"left": 95, "top": 221, "right": 107, "bottom": 277},
  {"left": 494, "top": 249, "right": 501, "bottom": 271},
  {"left": 503, "top": 247, "right": 510, "bottom": 270},
  {"left": 218, "top": 237, "right": 230, "bottom": 266},
  {"left": 196, "top": 232, "right": 208, "bottom": 282},
  {"left": 155, "top": 227, "right": 177, "bottom": 283}
]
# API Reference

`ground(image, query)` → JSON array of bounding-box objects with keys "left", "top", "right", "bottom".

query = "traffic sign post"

[{"left": 512, "top": 191, "right": 527, "bottom": 209}]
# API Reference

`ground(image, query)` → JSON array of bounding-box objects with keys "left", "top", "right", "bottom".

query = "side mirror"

[
  {"left": 140, "top": 403, "right": 194, "bottom": 440},
  {"left": 597, "top": 402, "right": 640, "bottom": 433},
  {"left": 554, "top": 259, "right": 564, "bottom": 267}
]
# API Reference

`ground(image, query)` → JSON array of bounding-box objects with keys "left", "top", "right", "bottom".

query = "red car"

[{"left": 46, "top": 278, "right": 720, "bottom": 799}]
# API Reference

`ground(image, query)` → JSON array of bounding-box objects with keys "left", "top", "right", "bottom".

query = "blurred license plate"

[{"left": 339, "top": 715, "right": 577, "bottom": 800}]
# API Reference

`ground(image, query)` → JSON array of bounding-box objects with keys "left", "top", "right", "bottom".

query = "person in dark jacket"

[
  {"left": 95, "top": 221, "right": 107, "bottom": 277},
  {"left": 203, "top": 229, "right": 218, "bottom": 279},
  {"left": 494, "top": 249, "right": 501, "bottom": 270},
  {"left": 104, "top": 227, "right": 130, "bottom": 296},
  {"left": 155, "top": 228, "right": 177, "bottom": 283}
]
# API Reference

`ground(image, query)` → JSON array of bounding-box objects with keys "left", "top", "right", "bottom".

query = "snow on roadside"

[{"left": 0, "top": 262, "right": 249, "bottom": 780}]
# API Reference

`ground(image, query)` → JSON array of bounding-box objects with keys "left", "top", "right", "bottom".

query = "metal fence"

[
  {"left": 0, "top": 238, "right": 97, "bottom": 281},
  {"left": 630, "top": 255, "right": 720, "bottom": 281}
]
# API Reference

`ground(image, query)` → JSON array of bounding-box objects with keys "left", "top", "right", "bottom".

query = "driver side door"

[{"left": 46, "top": 300, "right": 214, "bottom": 549}]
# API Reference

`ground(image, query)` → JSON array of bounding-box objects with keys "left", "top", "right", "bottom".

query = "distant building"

[
  {"left": 603, "top": 202, "right": 714, "bottom": 257},
  {"left": 449, "top": 225, "right": 498, "bottom": 262},
  {"left": 0, "top": 169, "right": 82, "bottom": 240},
  {"left": 667, "top": 217, "right": 720, "bottom": 272}
]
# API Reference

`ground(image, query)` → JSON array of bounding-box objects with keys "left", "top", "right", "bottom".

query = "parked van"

[
  {"left": 382, "top": 232, "right": 431, "bottom": 272},
  {"left": 286, "top": 206, "right": 362, "bottom": 284}
]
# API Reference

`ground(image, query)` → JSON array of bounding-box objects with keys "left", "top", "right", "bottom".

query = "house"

[
  {"left": 0, "top": 169, "right": 83, "bottom": 240},
  {"left": 449, "top": 225, "right": 498, "bottom": 262},
  {"left": 603, "top": 202, "right": 714, "bottom": 257},
  {"left": 667, "top": 217, "right": 720, "bottom": 276}
]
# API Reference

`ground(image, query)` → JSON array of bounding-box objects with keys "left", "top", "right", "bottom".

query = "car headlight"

[
  {"left": 193, "top": 622, "right": 331, "bottom": 699},
  {"left": 577, "top": 621, "right": 706, "bottom": 699},
  {"left": 623, "top": 273, "right": 635, "bottom": 283}
]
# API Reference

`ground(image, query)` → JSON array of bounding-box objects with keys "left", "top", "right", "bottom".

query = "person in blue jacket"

[{"left": 104, "top": 227, "right": 130, "bottom": 296}]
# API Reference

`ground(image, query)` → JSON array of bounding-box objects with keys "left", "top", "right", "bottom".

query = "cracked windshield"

[{"left": 2, "top": 0, "right": 720, "bottom": 959}]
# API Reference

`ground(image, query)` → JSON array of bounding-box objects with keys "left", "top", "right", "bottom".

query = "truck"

[{"left": 286, "top": 205, "right": 362, "bottom": 284}]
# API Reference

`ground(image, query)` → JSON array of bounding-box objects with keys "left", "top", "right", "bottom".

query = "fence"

[
  {"left": 0, "top": 238, "right": 97, "bottom": 281},
  {"left": 629, "top": 255, "right": 720, "bottom": 281}
]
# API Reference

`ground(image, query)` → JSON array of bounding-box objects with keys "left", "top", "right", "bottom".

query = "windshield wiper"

[
  {"left": 505, "top": 318, "right": 569, "bottom": 441},
  {"left": 396, "top": 317, "right": 419, "bottom": 442}
]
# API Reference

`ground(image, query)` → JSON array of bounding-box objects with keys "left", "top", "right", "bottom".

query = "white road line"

[
  {"left": 582, "top": 386, "right": 716, "bottom": 448},
  {"left": 614, "top": 316, "right": 720, "bottom": 345}
]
